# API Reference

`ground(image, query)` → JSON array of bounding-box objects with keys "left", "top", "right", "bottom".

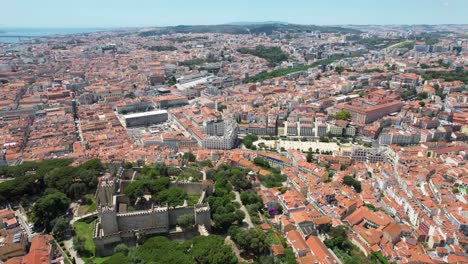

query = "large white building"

[
  {"left": 124, "top": 110, "right": 168, "bottom": 127},
  {"left": 201, "top": 120, "right": 238, "bottom": 150}
]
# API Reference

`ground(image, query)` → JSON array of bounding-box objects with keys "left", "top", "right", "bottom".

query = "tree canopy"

[
  {"left": 229, "top": 227, "right": 269, "bottom": 255},
  {"left": 32, "top": 190, "right": 71, "bottom": 230},
  {"left": 334, "top": 110, "right": 351, "bottom": 120},
  {"left": 343, "top": 176, "right": 362, "bottom": 193},
  {"left": 120, "top": 235, "right": 237, "bottom": 264},
  {"left": 177, "top": 214, "right": 195, "bottom": 229},
  {"left": 124, "top": 177, "right": 170, "bottom": 202},
  {"left": 155, "top": 187, "right": 188, "bottom": 207},
  {"left": 243, "top": 134, "right": 259, "bottom": 150}
]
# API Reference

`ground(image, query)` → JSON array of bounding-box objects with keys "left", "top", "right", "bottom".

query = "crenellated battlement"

[
  {"left": 100, "top": 206, "right": 116, "bottom": 213},
  {"left": 116, "top": 206, "right": 168, "bottom": 217}
]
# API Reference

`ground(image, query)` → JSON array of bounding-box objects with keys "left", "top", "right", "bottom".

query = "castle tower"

[
  {"left": 194, "top": 204, "right": 211, "bottom": 230},
  {"left": 99, "top": 206, "right": 119, "bottom": 235},
  {"left": 96, "top": 178, "right": 116, "bottom": 207}
]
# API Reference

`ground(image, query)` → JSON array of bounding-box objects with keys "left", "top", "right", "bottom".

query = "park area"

[{"left": 73, "top": 220, "right": 109, "bottom": 264}]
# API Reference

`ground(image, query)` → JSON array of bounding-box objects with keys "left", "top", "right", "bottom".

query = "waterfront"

[{"left": 0, "top": 28, "right": 112, "bottom": 43}]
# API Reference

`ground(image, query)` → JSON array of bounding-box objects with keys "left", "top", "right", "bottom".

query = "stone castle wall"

[
  {"left": 168, "top": 207, "right": 194, "bottom": 226},
  {"left": 117, "top": 208, "right": 169, "bottom": 232}
]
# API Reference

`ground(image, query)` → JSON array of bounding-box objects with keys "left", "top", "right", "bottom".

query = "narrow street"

[{"left": 14, "top": 209, "right": 33, "bottom": 240}]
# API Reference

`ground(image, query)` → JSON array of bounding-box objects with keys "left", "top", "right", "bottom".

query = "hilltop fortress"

[{"left": 93, "top": 168, "right": 213, "bottom": 256}]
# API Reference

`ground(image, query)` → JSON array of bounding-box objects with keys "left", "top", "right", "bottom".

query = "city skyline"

[{"left": 1, "top": 0, "right": 468, "bottom": 28}]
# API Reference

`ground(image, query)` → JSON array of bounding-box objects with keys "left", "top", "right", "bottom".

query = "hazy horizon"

[
  {"left": 1, "top": 22, "right": 468, "bottom": 30},
  {"left": 1, "top": 0, "right": 467, "bottom": 28}
]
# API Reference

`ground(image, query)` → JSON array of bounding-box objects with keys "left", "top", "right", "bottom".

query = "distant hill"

[
  {"left": 226, "top": 21, "right": 288, "bottom": 26},
  {"left": 139, "top": 23, "right": 361, "bottom": 37}
]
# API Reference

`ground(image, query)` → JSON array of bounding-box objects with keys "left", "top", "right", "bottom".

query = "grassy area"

[
  {"left": 77, "top": 194, "right": 97, "bottom": 216},
  {"left": 73, "top": 220, "right": 95, "bottom": 258},
  {"left": 73, "top": 220, "right": 111, "bottom": 263}
]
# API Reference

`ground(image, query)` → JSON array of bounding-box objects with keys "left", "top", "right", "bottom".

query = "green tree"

[
  {"left": 243, "top": 134, "right": 259, "bottom": 150},
  {"left": 32, "top": 191, "right": 71, "bottom": 230},
  {"left": 125, "top": 178, "right": 170, "bottom": 202},
  {"left": 240, "top": 192, "right": 263, "bottom": 207},
  {"left": 230, "top": 227, "right": 269, "bottom": 255},
  {"left": 191, "top": 235, "right": 237, "bottom": 264},
  {"left": 156, "top": 187, "right": 188, "bottom": 207},
  {"left": 130, "top": 236, "right": 194, "bottom": 263},
  {"left": 52, "top": 217, "right": 70, "bottom": 241},
  {"left": 334, "top": 110, "right": 351, "bottom": 120},
  {"left": 114, "top": 244, "right": 130, "bottom": 256},
  {"left": 419, "top": 101, "right": 426, "bottom": 107},
  {"left": 198, "top": 159, "right": 213, "bottom": 168},
  {"left": 416, "top": 92, "right": 428, "bottom": 100},
  {"left": 335, "top": 66, "right": 345, "bottom": 75},
  {"left": 183, "top": 152, "right": 196, "bottom": 162},
  {"left": 69, "top": 183, "right": 87, "bottom": 200},
  {"left": 177, "top": 214, "right": 195, "bottom": 229},
  {"left": 73, "top": 236, "right": 86, "bottom": 255},
  {"left": 420, "top": 63, "right": 430, "bottom": 69},
  {"left": 79, "top": 158, "right": 104, "bottom": 171},
  {"left": 324, "top": 226, "right": 354, "bottom": 254},
  {"left": 76, "top": 169, "right": 99, "bottom": 189},
  {"left": 253, "top": 157, "right": 270, "bottom": 168},
  {"left": 123, "top": 162, "right": 133, "bottom": 169},
  {"left": 307, "top": 152, "right": 313, "bottom": 163},
  {"left": 44, "top": 167, "right": 76, "bottom": 193},
  {"left": 343, "top": 176, "right": 362, "bottom": 193}
]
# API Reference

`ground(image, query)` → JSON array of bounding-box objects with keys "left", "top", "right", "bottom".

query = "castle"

[{"left": 93, "top": 169, "right": 212, "bottom": 256}]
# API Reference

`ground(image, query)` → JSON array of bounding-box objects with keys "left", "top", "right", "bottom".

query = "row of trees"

[
  {"left": 240, "top": 191, "right": 264, "bottom": 224},
  {"left": 244, "top": 56, "right": 347, "bottom": 83},
  {"left": 0, "top": 159, "right": 103, "bottom": 204},
  {"left": 206, "top": 165, "right": 249, "bottom": 232},
  {"left": 422, "top": 70, "right": 468, "bottom": 85}
]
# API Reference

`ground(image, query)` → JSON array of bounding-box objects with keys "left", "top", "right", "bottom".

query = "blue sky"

[{"left": 1, "top": 0, "right": 467, "bottom": 28}]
